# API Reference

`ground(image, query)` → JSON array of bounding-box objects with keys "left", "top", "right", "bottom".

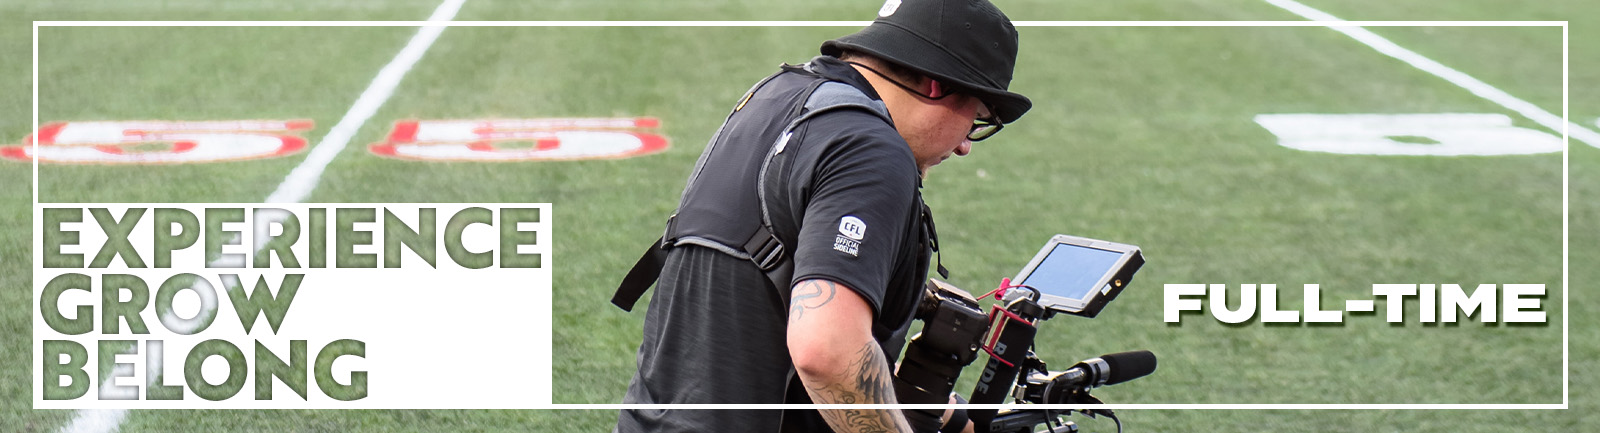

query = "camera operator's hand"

[
  {"left": 904, "top": 393, "right": 974, "bottom": 433},
  {"left": 788, "top": 279, "right": 914, "bottom": 433},
  {"left": 939, "top": 393, "right": 975, "bottom": 433}
]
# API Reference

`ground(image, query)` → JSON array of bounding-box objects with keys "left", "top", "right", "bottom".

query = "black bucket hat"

[{"left": 822, "top": 0, "right": 1032, "bottom": 124}]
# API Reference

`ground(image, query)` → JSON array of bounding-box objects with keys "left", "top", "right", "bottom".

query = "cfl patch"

[{"left": 834, "top": 216, "right": 866, "bottom": 256}]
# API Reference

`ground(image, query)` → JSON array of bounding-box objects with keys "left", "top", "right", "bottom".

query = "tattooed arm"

[{"left": 787, "top": 279, "right": 913, "bottom": 433}]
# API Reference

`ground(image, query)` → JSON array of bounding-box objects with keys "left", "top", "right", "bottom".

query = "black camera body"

[{"left": 893, "top": 280, "right": 990, "bottom": 432}]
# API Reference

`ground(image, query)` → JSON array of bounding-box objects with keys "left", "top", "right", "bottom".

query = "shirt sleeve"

[{"left": 788, "top": 111, "right": 920, "bottom": 317}]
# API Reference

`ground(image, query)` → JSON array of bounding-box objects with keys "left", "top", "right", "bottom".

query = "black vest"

[
  {"left": 614, "top": 58, "right": 941, "bottom": 312},
  {"left": 613, "top": 57, "right": 948, "bottom": 432}
]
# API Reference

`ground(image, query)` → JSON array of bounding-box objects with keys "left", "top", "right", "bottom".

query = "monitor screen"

[{"left": 1020, "top": 243, "right": 1126, "bottom": 301}]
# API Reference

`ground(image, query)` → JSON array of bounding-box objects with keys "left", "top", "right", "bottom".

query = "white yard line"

[
  {"left": 1266, "top": 0, "right": 1573, "bottom": 409},
  {"left": 1262, "top": 0, "right": 1597, "bottom": 149},
  {"left": 54, "top": 1, "right": 465, "bottom": 432},
  {"left": 266, "top": 0, "right": 465, "bottom": 204}
]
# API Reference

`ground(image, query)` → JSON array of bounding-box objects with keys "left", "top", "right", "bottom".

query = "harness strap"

[
  {"left": 922, "top": 202, "right": 950, "bottom": 280},
  {"left": 743, "top": 225, "right": 795, "bottom": 304},
  {"left": 612, "top": 64, "right": 894, "bottom": 312},
  {"left": 611, "top": 236, "right": 668, "bottom": 312},
  {"left": 748, "top": 80, "right": 892, "bottom": 299}
]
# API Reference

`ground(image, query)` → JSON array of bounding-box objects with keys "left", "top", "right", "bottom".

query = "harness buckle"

[{"left": 747, "top": 230, "right": 786, "bottom": 271}]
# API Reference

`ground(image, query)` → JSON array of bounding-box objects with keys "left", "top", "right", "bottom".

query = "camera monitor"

[{"left": 1006, "top": 234, "right": 1144, "bottom": 318}]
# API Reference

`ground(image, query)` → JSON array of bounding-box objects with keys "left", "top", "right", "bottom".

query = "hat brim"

[{"left": 823, "top": 23, "right": 1032, "bottom": 124}]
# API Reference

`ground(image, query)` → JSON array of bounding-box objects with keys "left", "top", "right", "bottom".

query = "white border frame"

[{"left": 32, "top": 20, "right": 1569, "bottom": 411}]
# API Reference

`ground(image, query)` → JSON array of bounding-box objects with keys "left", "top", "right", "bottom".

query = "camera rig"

[{"left": 893, "top": 238, "right": 1152, "bottom": 433}]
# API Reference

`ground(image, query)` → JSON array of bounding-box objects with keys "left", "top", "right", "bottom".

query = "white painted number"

[
  {"left": 3, "top": 120, "right": 311, "bottom": 164},
  {"left": 369, "top": 117, "right": 668, "bottom": 162},
  {"left": 1255, "top": 113, "right": 1563, "bottom": 156}
]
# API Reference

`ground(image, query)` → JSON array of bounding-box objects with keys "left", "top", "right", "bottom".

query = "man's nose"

[{"left": 954, "top": 140, "right": 972, "bottom": 156}]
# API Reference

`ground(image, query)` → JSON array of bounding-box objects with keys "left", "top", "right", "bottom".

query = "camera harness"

[
  {"left": 612, "top": 60, "right": 946, "bottom": 314},
  {"left": 610, "top": 58, "right": 959, "bottom": 433}
]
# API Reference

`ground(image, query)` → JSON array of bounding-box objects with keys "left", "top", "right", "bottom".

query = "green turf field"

[{"left": 4, "top": 0, "right": 1596, "bottom": 431}]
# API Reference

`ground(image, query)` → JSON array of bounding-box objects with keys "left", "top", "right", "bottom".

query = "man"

[{"left": 613, "top": 0, "right": 1030, "bottom": 432}]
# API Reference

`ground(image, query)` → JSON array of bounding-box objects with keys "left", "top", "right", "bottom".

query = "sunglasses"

[{"left": 849, "top": 62, "right": 1005, "bottom": 142}]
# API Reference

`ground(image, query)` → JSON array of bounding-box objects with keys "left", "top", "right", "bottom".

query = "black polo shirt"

[{"left": 617, "top": 57, "right": 929, "bottom": 433}]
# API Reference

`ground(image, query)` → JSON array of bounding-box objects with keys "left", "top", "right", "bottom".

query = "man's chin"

[{"left": 921, "top": 158, "right": 952, "bottom": 178}]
